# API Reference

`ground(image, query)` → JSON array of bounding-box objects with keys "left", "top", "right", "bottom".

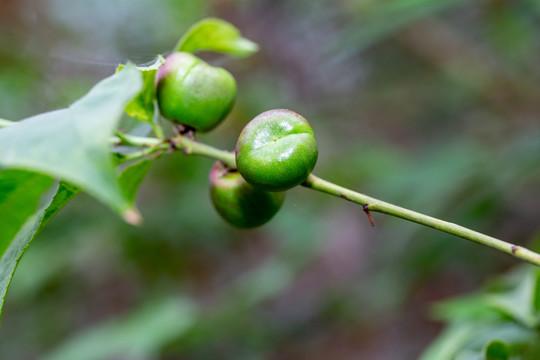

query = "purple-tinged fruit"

[{"left": 210, "top": 161, "right": 285, "bottom": 228}]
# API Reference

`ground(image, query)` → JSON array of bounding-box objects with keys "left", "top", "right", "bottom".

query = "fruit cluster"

[{"left": 156, "top": 52, "right": 319, "bottom": 228}]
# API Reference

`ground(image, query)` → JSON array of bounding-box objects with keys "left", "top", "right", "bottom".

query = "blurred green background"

[{"left": 1, "top": 0, "right": 540, "bottom": 359}]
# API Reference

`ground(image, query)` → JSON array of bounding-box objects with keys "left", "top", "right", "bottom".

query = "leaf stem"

[
  {"left": 150, "top": 112, "right": 165, "bottom": 140},
  {"left": 302, "top": 174, "right": 540, "bottom": 267},
  {"left": 119, "top": 144, "right": 169, "bottom": 162},
  {"left": 112, "top": 132, "right": 162, "bottom": 147},
  {"left": 151, "top": 123, "right": 165, "bottom": 140}
]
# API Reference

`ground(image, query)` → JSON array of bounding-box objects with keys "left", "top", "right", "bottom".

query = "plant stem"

[
  {"left": 114, "top": 133, "right": 236, "bottom": 167},
  {"left": 0, "top": 119, "right": 14, "bottom": 128},
  {"left": 112, "top": 132, "right": 162, "bottom": 147},
  {"left": 170, "top": 136, "right": 236, "bottom": 168},
  {"left": 119, "top": 143, "right": 170, "bottom": 163},
  {"left": 116, "top": 132, "right": 540, "bottom": 267},
  {"left": 302, "top": 174, "right": 540, "bottom": 267}
]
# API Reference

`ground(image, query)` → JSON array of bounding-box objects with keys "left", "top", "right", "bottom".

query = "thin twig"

[
  {"left": 117, "top": 132, "right": 540, "bottom": 267},
  {"left": 302, "top": 174, "right": 540, "bottom": 267}
]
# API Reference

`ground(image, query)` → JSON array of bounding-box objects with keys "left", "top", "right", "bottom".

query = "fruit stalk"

[{"left": 170, "top": 136, "right": 236, "bottom": 168}]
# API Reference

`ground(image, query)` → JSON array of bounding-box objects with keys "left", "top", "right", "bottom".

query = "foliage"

[
  {"left": 421, "top": 266, "right": 540, "bottom": 360},
  {"left": 174, "top": 18, "right": 259, "bottom": 56}
]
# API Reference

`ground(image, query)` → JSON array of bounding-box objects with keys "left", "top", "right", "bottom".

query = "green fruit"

[
  {"left": 210, "top": 161, "right": 285, "bottom": 228},
  {"left": 235, "top": 109, "right": 318, "bottom": 192},
  {"left": 156, "top": 52, "right": 236, "bottom": 132}
]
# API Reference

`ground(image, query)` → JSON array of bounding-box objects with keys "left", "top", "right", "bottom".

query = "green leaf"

[
  {"left": 119, "top": 56, "right": 165, "bottom": 125},
  {"left": 0, "top": 65, "right": 143, "bottom": 223},
  {"left": 174, "top": 18, "right": 259, "bottom": 57},
  {"left": 424, "top": 268, "right": 540, "bottom": 360},
  {"left": 420, "top": 321, "right": 534, "bottom": 360},
  {"left": 119, "top": 159, "right": 153, "bottom": 204},
  {"left": 0, "top": 170, "right": 53, "bottom": 256},
  {"left": 420, "top": 322, "right": 479, "bottom": 360},
  {"left": 483, "top": 340, "right": 509, "bottom": 360},
  {"left": 431, "top": 296, "right": 505, "bottom": 323},
  {"left": 40, "top": 181, "right": 80, "bottom": 230},
  {"left": 43, "top": 297, "right": 198, "bottom": 360},
  {"left": 486, "top": 269, "right": 540, "bottom": 328},
  {"left": 0, "top": 181, "right": 78, "bottom": 323}
]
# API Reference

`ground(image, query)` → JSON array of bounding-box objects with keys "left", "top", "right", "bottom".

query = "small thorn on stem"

[{"left": 363, "top": 204, "right": 375, "bottom": 227}]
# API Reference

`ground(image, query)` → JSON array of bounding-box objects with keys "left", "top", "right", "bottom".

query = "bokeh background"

[{"left": 1, "top": 0, "right": 540, "bottom": 359}]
